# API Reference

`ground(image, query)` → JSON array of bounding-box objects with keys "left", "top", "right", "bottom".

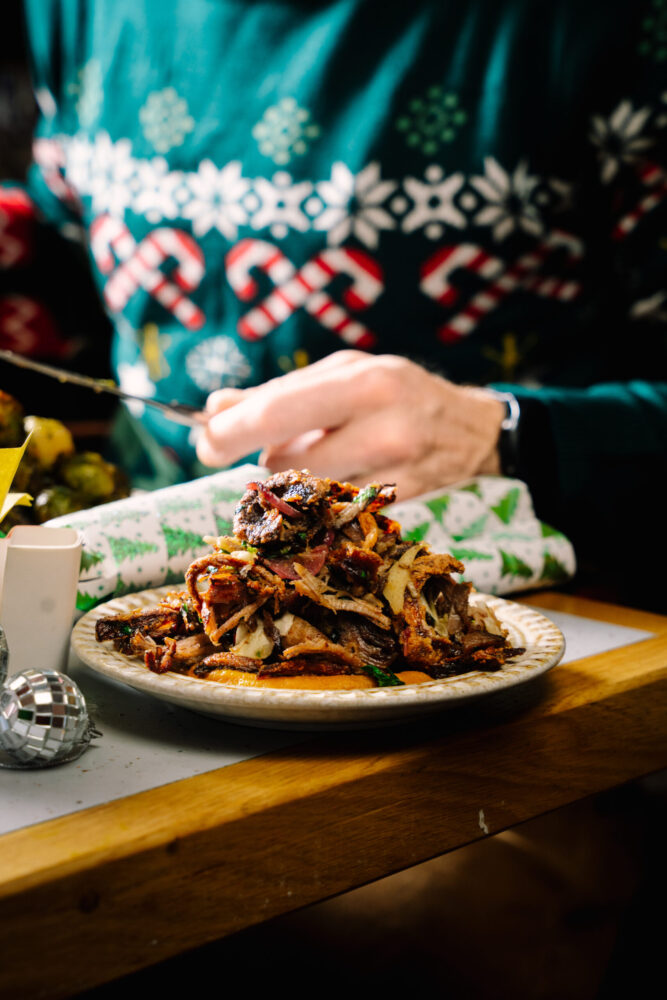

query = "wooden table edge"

[{"left": 1, "top": 592, "right": 666, "bottom": 996}]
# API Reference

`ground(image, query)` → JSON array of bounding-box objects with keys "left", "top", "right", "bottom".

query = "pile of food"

[
  {"left": 95, "top": 470, "right": 523, "bottom": 689},
  {"left": 0, "top": 390, "right": 129, "bottom": 530}
]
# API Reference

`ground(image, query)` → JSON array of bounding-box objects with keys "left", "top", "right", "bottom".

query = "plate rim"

[{"left": 71, "top": 585, "right": 565, "bottom": 723}]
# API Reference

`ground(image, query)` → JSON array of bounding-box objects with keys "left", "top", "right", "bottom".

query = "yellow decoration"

[
  {"left": 140, "top": 323, "right": 171, "bottom": 380},
  {"left": 0, "top": 435, "right": 33, "bottom": 523}
]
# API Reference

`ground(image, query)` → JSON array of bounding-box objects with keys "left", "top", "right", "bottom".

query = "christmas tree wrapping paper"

[{"left": 45, "top": 465, "right": 576, "bottom": 614}]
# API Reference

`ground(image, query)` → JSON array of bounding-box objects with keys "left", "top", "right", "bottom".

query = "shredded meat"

[{"left": 96, "top": 469, "right": 523, "bottom": 683}]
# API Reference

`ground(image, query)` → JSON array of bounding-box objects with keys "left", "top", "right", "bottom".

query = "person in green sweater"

[{"left": 4, "top": 0, "right": 666, "bottom": 596}]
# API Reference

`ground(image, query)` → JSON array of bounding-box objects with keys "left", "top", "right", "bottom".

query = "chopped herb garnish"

[
  {"left": 241, "top": 541, "right": 258, "bottom": 553},
  {"left": 120, "top": 624, "right": 133, "bottom": 636},
  {"left": 361, "top": 664, "right": 405, "bottom": 687},
  {"left": 355, "top": 485, "right": 379, "bottom": 506},
  {"left": 297, "top": 531, "right": 307, "bottom": 542}
]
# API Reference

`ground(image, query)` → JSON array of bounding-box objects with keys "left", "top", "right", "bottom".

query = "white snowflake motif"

[
  {"left": 401, "top": 165, "right": 466, "bottom": 239},
  {"left": 470, "top": 158, "right": 542, "bottom": 241},
  {"left": 182, "top": 160, "right": 250, "bottom": 239},
  {"left": 88, "top": 132, "right": 136, "bottom": 217},
  {"left": 313, "top": 162, "right": 396, "bottom": 248},
  {"left": 590, "top": 100, "right": 654, "bottom": 183},
  {"left": 185, "top": 336, "right": 252, "bottom": 392},
  {"left": 250, "top": 171, "right": 312, "bottom": 240},
  {"left": 63, "top": 134, "right": 94, "bottom": 196},
  {"left": 117, "top": 359, "right": 156, "bottom": 418},
  {"left": 130, "top": 157, "right": 189, "bottom": 223},
  {"left": 252, "top": 97, "right": 321, "bottom": 166},
  {"left": 139, "top": 88, "right": 195, "bottom": 154},
  {"left": 66, "top": 59, "right": 103, "bottom": 129}
]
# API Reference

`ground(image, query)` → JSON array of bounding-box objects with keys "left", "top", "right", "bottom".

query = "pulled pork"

[{"left": 95, "top": 470, "right": 523, "bottom": 685}]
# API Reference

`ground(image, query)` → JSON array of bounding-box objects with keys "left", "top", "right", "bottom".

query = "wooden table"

[{"left": 1, "top": 592, "right": 666, "bottom": 998}]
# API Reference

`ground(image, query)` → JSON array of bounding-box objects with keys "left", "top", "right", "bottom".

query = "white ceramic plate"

[{"left": 71, "top": 586, "right": 565, "bottom": 729}]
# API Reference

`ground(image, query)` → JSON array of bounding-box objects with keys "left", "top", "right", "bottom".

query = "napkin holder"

[{"left": 0, "top": 525, "right": 82, "bottom": 677}]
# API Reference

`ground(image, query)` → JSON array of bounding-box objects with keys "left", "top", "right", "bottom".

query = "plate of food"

[{"left": 72, "top": 470, "right": 565, "bottom": 728}]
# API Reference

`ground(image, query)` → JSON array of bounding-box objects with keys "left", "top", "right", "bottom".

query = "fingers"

[
  {"left": 196, "top": 353, "right": 396, "bottom": 468},
  {"left": 261, "top": 408, "right": 416, "bottom": 482},
  {"left": 205, "top": 387, "right": 247, "bottom": 415}
]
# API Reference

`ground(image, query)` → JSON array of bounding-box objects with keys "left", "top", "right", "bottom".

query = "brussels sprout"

[
  {"left": 10, "top": 450, "right": 43, "bottom": 494},
  {"left": 33, "top": 485, "right": 85, "bottom": 523},
  {"left": 24, "top": 416, "right": 75, "bottom": 469},
  {"left": 59, "top": 451, "right": 117, "bottom": 500},
  {"left": 0, "top": 390, "right": 25, "bottom": 447}
]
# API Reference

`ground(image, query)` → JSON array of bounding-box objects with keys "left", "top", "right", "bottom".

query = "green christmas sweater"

[{"left": 3, "top": 0, "right": 667, "bottom": 585}]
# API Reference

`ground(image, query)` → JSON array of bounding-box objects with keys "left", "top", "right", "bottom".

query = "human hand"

[{"left": 196, "top": 351, "right": 505, "bottom": 499}]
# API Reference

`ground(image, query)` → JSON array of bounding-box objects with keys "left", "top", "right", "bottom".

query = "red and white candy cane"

[
  {"left": 32, "top": 138, "right": 80, "bottom": 209},
  {"left": 226, "top": 239, "right": 382, "bottom": 347},
  {"left": 90, "top": 215, "right": 205, "bottom": 330},
  {"left": 612, "top": 162, "right": 667, "bottom": 241},
  {"left": 0, "top": 189, "right": 35, "bottom": 269},
  {"left": 420, "top": 230, "right": 583, "bottom": 343}
]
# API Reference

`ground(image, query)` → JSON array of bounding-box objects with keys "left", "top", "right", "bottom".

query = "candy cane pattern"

[
  {"left": 226, "top": 239, "right": 382, "bottom": 348},
  {"left": 420, "top": 230, "right": 583, "bottom": 343},
  {"left": 0, "top": 189, "right": 35, "bottom": 269},
  {"left": 0, "top": 296, "right": 65, "bottom": 357},
  {"left": 32, "top": 138, "right": 80, "bottom": 208},
  {"left": 90, "top": 215, "right": 205, "bottom": 330},
  {"left": 612, "top": 162, "right": 667, "bottom": 241}
]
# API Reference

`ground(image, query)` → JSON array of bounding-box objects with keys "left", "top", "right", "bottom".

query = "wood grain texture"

[{"left": 1, "top": 594, "right": 666, "bottom": 998}]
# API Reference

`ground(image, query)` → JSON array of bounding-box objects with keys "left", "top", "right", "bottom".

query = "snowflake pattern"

[
  {"left": 251, "top": 171, "right": 312, "bottom": 239},
  {"left": 638, "top": 0, "right": 667, "bottom": 62},
  {"left": 117, "top": 359, "right": 156, "bottom": 417},
  {"left": 185, "top": 336, "right": 252, "bottom": 392},
  {"left": 589, "top": 100, "right": 654, "bottom": 183},
  {"left": 396, "top": 86, "right": 467, "bottom": 156},
  {"left": 67, "top": 59, "right": 103, "bottom": 128},
  {"left": 402, "top": 165, "right": 466, "bottom": 239},
  {"left": 46, "top": 85, "right": 659, "bottom": 249},
  {"left": 87, "top": 132, "right": 136, "bottom": 216},
  {"left": 130, "top": 158, "right": 189, "bottom": 223},
  {"left": 313, "top": 162, "right": 396, "bottom": 248},
  {"left": 139, "top": 88, "right": 195, "bottom": 154},
  {"left": 182, "top": 160, "right": 250, "bottom": 238},
  {"left": 470, "top": 158, "right": 542, "bottom": 241},
  {"left": 252, "top": 97, "right": 321, "bottom": 165}
]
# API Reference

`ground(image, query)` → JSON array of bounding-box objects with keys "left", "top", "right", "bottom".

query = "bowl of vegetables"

[{"left": 0, "top": 390, "right": 129, "bottom": 530}]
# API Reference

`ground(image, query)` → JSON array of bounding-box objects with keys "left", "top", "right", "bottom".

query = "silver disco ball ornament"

[
  {"left": 0, "top": 624, "right": 7, "bottom": 685},
  {"left": 0, "top": 669, "right": 91, "bottom": 766}
]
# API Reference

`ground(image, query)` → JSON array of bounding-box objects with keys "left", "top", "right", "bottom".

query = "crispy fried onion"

[{"left": 292, "top": 563, "right": 392, "bottom": 629}]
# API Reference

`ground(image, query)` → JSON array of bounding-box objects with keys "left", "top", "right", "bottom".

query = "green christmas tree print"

[
  {"left": 459, "top": 482, "right": 483, "bottom": 499},
  {"left": 162, "top": 524, "right": 206, "bottom": 560},
  {"left": 100, "top": 507, "right": 150, "bottom": 527},
  {"left": 108, "top": 535, "right": 159, "bottom": 565},
  {"left": 208, "top": 486, "right": 244, "bottom": 505},
  {"left": 540, "top": 522, "right": 566, "bottom": 539},
  {"left": 425, "top": 494, "right": 450, "bottom": 523},
  {"left": 492, "top": 487, "right": 521, "bottom": 525},
  {"left": 452, "top": 514, "right": 488, "bottom": 541},
  {"left": 214, "top": 515, "right": 233, "bottom": 536},
  {"left": 539, "top": 552, "right": 570, "bottom": 584},
  {"left": 499, "top": 549, "right": 533, "bottom": 579},
  {"left": 80, "top": 547, "right": 104, "bottom": 572},
  {"left": 450, "top": 547, "right": 493, "bottom": 561},
  {"left": 76, "top": 589, "right": 104, "bottom": 613},
  {"left": 404, "top": 521, "right": 430, "bottom": 542},
  {"left": 157, "top": 497, "right": 203, "bottom": 515}
]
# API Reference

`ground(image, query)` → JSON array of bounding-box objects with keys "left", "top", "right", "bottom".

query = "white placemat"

[{"left": 0, "top": 611, "right": 653, "bottom": 836}]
